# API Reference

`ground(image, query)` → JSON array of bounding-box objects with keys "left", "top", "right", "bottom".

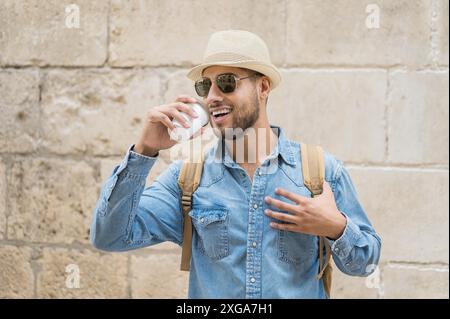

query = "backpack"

[{"left": 177, "top": 143, "right": 333, "bottom": 297}]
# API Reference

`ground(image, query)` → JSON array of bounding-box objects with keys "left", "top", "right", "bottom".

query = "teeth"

[{"left": 212, "top": 109, "right": 231, "bottom": 116}]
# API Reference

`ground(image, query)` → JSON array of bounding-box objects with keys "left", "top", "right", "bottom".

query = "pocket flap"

[{"left": 189, "top": 208, "right": 228, "bottom": 226}]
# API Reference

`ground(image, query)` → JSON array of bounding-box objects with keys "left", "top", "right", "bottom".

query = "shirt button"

[
  {"left": 250, "top": 277, "right": 256, "bottom": 283},
  {"left": 200, "top": 218, "right": 204, "bottom": 223},
  {"left": 334, "top": 248, "right": 339, "bottom": 253},
  {"left": 253, "top": 204, "right": 258, "bottom": 209},
  {"left": 258, "top": 171, "right": 262, "bottom": 176},
  {"left": 252, "top": 242, "right": 257, "bottom": 248}
]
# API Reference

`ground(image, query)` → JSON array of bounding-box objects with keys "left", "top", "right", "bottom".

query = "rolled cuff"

[{"left": 328, "top": 213, "right": 362, "bottom": 259}]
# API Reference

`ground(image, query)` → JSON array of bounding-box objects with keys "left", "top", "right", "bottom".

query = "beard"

[{"left": 211, "top": 92, "right": 260, "bottom": 140}]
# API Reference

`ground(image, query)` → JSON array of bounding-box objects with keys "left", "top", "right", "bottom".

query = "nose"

[{"left": 205, "top": 80, "right": 224, "bottom": 107}]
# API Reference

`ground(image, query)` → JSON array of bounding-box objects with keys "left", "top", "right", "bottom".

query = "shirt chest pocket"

[
  {"left": 278, "top": 230, "right": 318, "bottom": 269},
  {"left": 189, "top": 208, "right": 230, "bottom": 260}
]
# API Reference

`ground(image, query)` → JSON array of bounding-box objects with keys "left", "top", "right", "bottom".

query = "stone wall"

[{"left": 0, "top": 0, "right": 448, "bottom": 298}]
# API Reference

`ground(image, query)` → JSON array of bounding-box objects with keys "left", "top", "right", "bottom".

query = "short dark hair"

[
  {"left": 245, "top": 70, "right": 264, "bottom": 78},
  {"left": 241, "top": 69, "right": 269, "bottom": 105}
]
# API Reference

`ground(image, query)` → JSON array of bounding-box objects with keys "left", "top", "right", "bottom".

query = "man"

[{"left": 90, "top": 30, "right": 381, "bottom": 298}]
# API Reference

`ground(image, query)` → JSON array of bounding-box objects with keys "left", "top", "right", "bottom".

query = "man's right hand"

[{"left": 134, "top": 95, "right": 200, "bottom": 157}]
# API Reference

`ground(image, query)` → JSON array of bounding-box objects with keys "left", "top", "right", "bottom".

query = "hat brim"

[{"left": 187, "top": 60, "right": 281, "bottom": 89}]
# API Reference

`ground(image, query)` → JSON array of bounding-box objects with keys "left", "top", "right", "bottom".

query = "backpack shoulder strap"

[
  {"left": 300, "top": 143, "right": 333, "bottom": 298},
  {"left": 300, "top": 143, "right": 325, "bottom": 196},
  {"left": 177, "top": 152, "right": 205, "bottom": 271}
]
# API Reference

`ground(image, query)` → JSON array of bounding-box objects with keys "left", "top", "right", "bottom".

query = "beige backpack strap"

[
  {"left": 300, "top": 143, "right": 325, "bottom": 196},
  {"left": 300, "top": 143, "right": 333, "bottom": 298},
  {"left": 177, "top": 152, "right": 205, "bottom": 271}
]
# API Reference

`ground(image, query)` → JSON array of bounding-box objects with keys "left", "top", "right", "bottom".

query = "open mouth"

[{"left": 210, "top": 107, "right": 233, "bottom": 124}]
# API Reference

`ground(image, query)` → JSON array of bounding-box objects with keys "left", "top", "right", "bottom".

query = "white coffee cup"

[{"left": 168, "top": 101, "right": 209, "bottom": 142}]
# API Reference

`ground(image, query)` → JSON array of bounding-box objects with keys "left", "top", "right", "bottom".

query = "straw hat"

[{"left": 187, "top": 30, "right": 281, "bottom": 89}]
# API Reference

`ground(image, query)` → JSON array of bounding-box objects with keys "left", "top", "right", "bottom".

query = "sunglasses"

[{"left": 194, "top": 72, "right": 260, "bottom": 97}]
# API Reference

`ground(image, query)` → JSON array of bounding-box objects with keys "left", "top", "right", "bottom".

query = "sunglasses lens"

[
  {"left": 195, "top": 78, "right": 211, "bottom": 97},
  {"left": 195, "top": 74, "right": 238, "bottom": 97},
  {"left": 217, "top": 74, "right": 236, "bottom": 93}
]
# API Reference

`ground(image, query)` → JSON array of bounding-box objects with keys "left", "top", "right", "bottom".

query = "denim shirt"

[{"left": 90, "top": 126, "right": 381, "bottom": 299}]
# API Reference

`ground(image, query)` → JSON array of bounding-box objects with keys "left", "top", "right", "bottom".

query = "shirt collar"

[
  {"left": 270, "top": 125, "right": 297, "bottom": 167},
  {"left": 211, "top": 125, "right": 297, "bottom": 168}
]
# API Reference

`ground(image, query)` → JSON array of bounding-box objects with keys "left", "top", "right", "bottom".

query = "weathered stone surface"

[
  {"left": 347, "top": 167, "right": 449, "bottom": 263},
  {"left": 0, "top": 159, "right": 6, "bottom": 239},
  {"left": 0, "top": 70, "right": 40, "bottom": 153},
  {"left": 100, "top": 157, "right": 123, "bottom": 182},
  {"left": 0, "top": 245, "right": 34, "bottom": 298},
  {"left": 146, "top": 241, "right": 181, "bottom": 251},
  {"left": 7, "top": 158, "right": 98, "bottom": 244},
  {"left": 382, "top": 264, "right": 449, "bottom": 298},
  {"left": 130, "top": 252, "right": 188, "bottom": 298},
  {"left": 163, "top": 69, "right": 198, "bottom": 103},
  {"left": 0, "top": 0, "right": 108, "bottom": 66},
  {"left": 0, "top": 0, "right": 447, "bottom": 300},
  {"left": 332, "top": 266, "right": 379, "bottom": 299},
  {"left": 286, "top": 0, "right": 432, "bottom": 66},
  {"left": 388, "top": 72, "right": 449, "bottom": 165},
  {"left": 268, "top": 70, "right": 387, "bottom": 163},
  {"left": 36, "top": 247, "right": 128, "bottom": 298},
  {"left": 436, "top": 0, "right": 449, "bottom": 65},
  {"left": 110, "top": 0, "right": 285, "bottom": 66},
  {"left": 41, "top": 69, "right": 161, "bottom": 156}
]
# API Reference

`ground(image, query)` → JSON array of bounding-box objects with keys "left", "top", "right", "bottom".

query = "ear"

[{"left": 259, "top": 76, "right": 271, "bottom": 100}]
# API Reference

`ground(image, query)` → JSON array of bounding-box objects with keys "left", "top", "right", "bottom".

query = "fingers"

[
  {"left": 175, "top": 95, "right": 198, "bottom": 104},
  {"left": 174, "top": 95, "right": 202, "bottom": 120},
  {"left": 269, "top": 221, "right": 297, "bottom": 232},
  {"left": 264, "top": 196, "right": 300, "bottom": 215},
  {"left": 153, "top": 105, "right": 191, "bottom": 128},
  {"left": 274, "top": 187, "right": 309, "bottom": 205},
  {"left": 166, "top": 102, "right": 199, "bottom": 128},
  {"left": 149, "top": 112, "right": 175, "bottom": 130},
  {"left": 149, "top": 98, "right": 201, "bottom": 130},
  {"left": 265, "top": 209, "right": 299, "bottom": 224},
  {"left": 165, "top": 107, "right": 191, "bottom": 128},
  {"left": 172, "top": 102, "right": 199, "bottom": 119}
]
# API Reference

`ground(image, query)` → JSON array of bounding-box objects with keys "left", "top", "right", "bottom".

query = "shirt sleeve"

[
  {"left": 90, "top": 145, "right": 183, "bottom": 251},
  {"left": 327, "top": 162, "right": 382, "bottom": 277}
]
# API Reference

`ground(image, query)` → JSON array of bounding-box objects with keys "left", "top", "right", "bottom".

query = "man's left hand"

[{"left": 264, "top": 181, "right": 346, "bottom": 240}]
